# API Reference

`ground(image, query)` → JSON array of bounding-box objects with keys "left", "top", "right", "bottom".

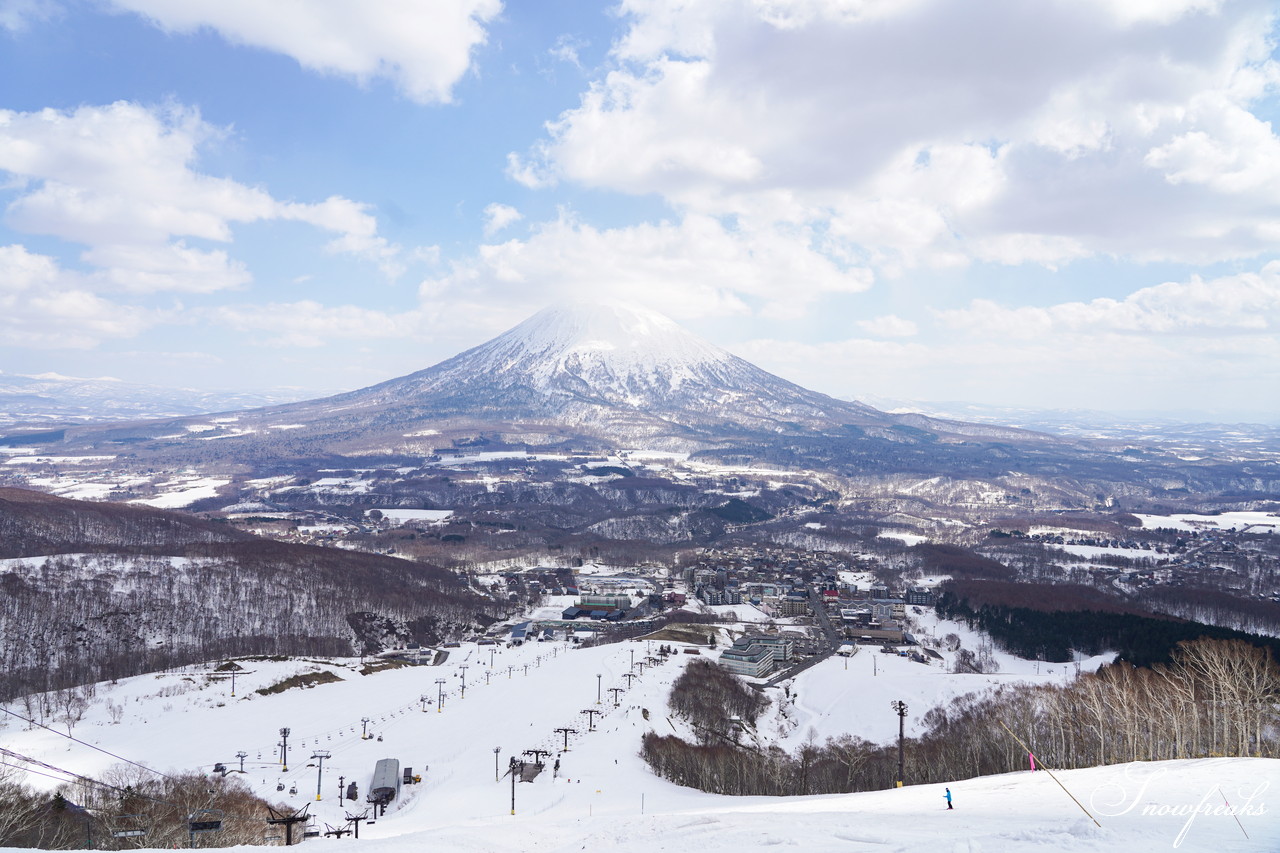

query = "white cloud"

[
  {"left": 0, "top": 101, "right": 401, "bottom": 291},
  {"left": 84, "top": 242, "right": 251, "bottom": 294},
  {"left": 108, "top": 0, "right": 502, "bottom": 104},
  {"left": 738, "top": 326, "right": 1278, "bottom": 418},
  {"left": 549, "top": 34, "right": 588, "bottom": 69},
  {"left": 421, "top": 211, "right": 871, "bottom": 322},
  {"left": 726, "top": 258, "right": 1280, "bottom": 416},
  {"left": 940, "top": 263, "right": 1280, "bottom": 338},
  {"left": 482, "top": 202, "right": 523, "bottom": 236},
  {"left": 1087, "top": 0, "right": 1225, "bottom": 26},
  {"left": 857, "top": 314, "right": 917, "bottom": 338},
  {"left": 0, "top": 0, "right": 56, "bottom": 31},
  {"left": 210, "top": 301, "right": 427, "bottom": 348},
  {"left": 0, "top": 244, "right": 153, "bottom": 346},
  {"left": 1145, "top": 98, "right": 1280, "bottom": 194},
  {"left": 514, "top": 0, "right": 1280, "bottom": 269}
]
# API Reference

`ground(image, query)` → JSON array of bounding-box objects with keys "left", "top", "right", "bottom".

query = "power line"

[{"left": 0, "top": 707, "right": 181, "bottom": 783}]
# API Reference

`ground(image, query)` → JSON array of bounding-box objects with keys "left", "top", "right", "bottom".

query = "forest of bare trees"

[
  {"left": 0, "top": 764, "right": 282, "bottom": 849},
  {"left": 642, "top": 638, "right": 1280, "bottom": 796},
  {"left": 0, "top": 489, "right": 504, "bottom": 702},
  {"left": 0, "top": 546, "right": 501, "bottom": 703}
]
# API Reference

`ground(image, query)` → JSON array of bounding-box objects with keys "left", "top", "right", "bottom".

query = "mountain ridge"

[{"left": 19, "top": 302, "right": 1234, "bottom": 494}]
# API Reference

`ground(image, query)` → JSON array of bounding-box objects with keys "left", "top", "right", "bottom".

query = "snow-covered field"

[
  {"left": 877, "top": 530, "right": 928, "bottom": 546},
  {"left": 130, "top": 476, "right": 230, "bottom": 508},
  {"left": 767, "top": 619, "right": 1111, "bottom": 747},
  {"left": 1055, "top": 544, "right": 1158, "bottom": 560},
  {"left": 374, "top": 509, "right": 453, "bottom": 525},
  {"left": 1135, "top": 511, "right": 1280, "bottom": 533},
  {"left": 2, "top": 632, "right": 1275, "bottom": 853}
]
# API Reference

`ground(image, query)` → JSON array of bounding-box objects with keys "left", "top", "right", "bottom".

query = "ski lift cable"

[
  {"left": 0, "top": 758, "right": 82, "bottom": 787},
  {"left": 0, "top": 750, "right": 185, "bottom": 811},
  {"left": 0, "top": 707, "right": 183, "bottom": 783},
  {"left": 1, "top": 752, "right": 264, "bottom": 821}
]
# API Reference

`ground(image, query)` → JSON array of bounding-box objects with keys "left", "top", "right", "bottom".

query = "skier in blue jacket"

[{"left": 945, "top": 788, "right": 953, "bottom": 810}]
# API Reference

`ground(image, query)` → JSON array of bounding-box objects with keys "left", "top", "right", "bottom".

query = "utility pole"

[
  {"left": 554, "top": 727, "right": 578, "bottom": 750},
  {"left": 508, "top": 764, "right": 516, "bottom": 815},
  {"left": 630, "top": 648, "right": 635, "bottom": 671},
  {"left": 892, "top": 700, "right": 908, "bottom": 788},
  {"left": 235, "top": 751, "right": 247, "bottom": 773},
  {"left": 493, "top": 747, "right": 501, "bottom": 782},
  {"left": 507, "top": 665, "right": 514, "bottom": 679},
  {"left": 489, "top": 648, "right": 496, "bottom": 667},
  {"left": 278, "top": 728, "right": 290, "bottom": 771},
  {"left": 580, "top": 709, "right": 600, "bottom": 731},
  {"left": 524, "top": 749, "right": 551, "bottom": 766},
  {"left": 361, "top": 718, "right": 371, "bottom": 739},
  {"left": 420, "top": 694, "right": 429, "bottom": 712},
  {"left": 459, "top": 665, "right": 468, "bottom": 698},
  {"left": 523, "top": 664, "right": 530, "bottom": 676},
  {"left": 337, "top": 776, "right": 344, "bottom": 800},
  {"left": 311, "top": 751, "right": 330, "bottom": 801},
  {"left": 436, "top": 678, "right": 447, "bottom": 712},
  {"left": 608, "top": 687, "right": 623, "bottom": 707},
  {"left": 485, "top": 669, "right": 491, "bottom": 685},
  {"left": 596, "top": 673, "right": 602, "bottom": 704},
  {"left": 622, "top": 672, "right": 636, "bottom": 687}
]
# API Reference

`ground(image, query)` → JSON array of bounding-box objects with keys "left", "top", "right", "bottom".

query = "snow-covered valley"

[{"left": 2, "top": 636, "right": 1274, "bottom": 852}]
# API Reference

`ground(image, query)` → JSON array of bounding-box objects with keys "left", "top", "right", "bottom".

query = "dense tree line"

[
  {"left": 0, "top": 493, "right": 502, "bottom": 702},
  {"left": 642, "top": 638, "right": 1280, "bottom": 796},
  {"left": 0, "top": 548, "right": 498, "bottom": 702},
  {"left": 667, "top": 659, "right": 769, "bottom": 744},
  {"left": 0, "top": 765, "right": 282, "bottom": 849},
  {"left": 908, "top": 543, "right": 1017, "bottom": 581},
  {"left": 1144, "top": 585, "right": 1280, "bottom": 636},
  {"left": 0, "top": 488, "right": 247, "bottom": 559},
  {"left": 935, "top": 582, "right": 1280, "bottom": 666}
]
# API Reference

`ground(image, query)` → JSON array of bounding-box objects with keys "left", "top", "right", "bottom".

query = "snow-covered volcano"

[
  {"left": 47, "top": 300, "right": 1044, "bottom": 457},
  {"left": 437, "top": 301, "right": 745, "bottom": 407},
  {"left": 341, "top": 301, "right": 883, "bottom": 432}
]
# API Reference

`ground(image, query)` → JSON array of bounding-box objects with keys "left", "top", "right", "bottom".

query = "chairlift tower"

[
  {"left": 343, "top": 810, "right": 369, "bottom": 839},
  {"left": 265, "top": 804, "right": 309, "bottom": 846},
  {"left": 310, "top": 750, "right": 331, "bottom": 801},
  {"left": 892, "top": 700, "right": 908, "bottom": 788},
  {"left": 278, "top": 728, "right": 290, "bottom": 771},
  {"left": 580, "top": 709, "right": 600, "bottom": 731}
]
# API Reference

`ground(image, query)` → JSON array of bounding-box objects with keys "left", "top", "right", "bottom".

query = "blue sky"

[{"left": 1, "top": 0, "right": 1278, "bottom": 421}]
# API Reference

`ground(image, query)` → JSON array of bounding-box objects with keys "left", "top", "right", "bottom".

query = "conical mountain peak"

[
  {"left": 472, "top": 301, "right": 733, "bottom": 389},
  {"left": 337, "top": 299, "right": 854, "bottom": 429}
]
